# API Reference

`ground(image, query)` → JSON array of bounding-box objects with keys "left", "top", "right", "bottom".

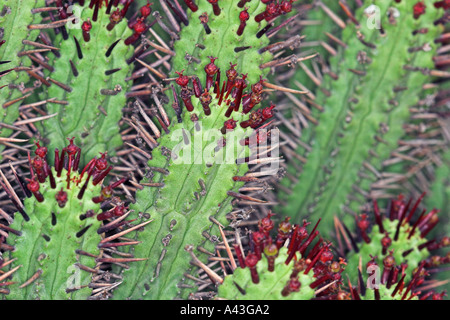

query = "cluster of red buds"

[
  {"left": 434, "top": 0, "right": 450, "bottom": 9},
  {"left": 73, "top": 1, "right": 151, "bottom": 45},
  {"left": 1, "top": 139, "right": 128, "bottom": 222},
  {"left": 413, "top": 1, "right": 427, "bottom": 19},
  {"left": 361, "top": 194, "right": 444, "bottom": 250},
  {"left": 254, "top": 0, "right": 295, "bottom": 23},
  {"left": 173, "top": 58, "right": 277, "bottom": 138},
  {"left": 124, "top": 1, "right": 152, "bottom": 45},
  {"left": 231, "top": 213, "right": 346, "bottom": 298},
  {"left": 338, "top": 193, "right": 449, "bottom": 300},
  {"left": 347, "top": 257, "right": 447, "bottom": 300}
]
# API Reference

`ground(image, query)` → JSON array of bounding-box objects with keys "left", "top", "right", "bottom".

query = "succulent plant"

[
  {"left": 336, "top": 194, "right": 448, "bottom": 282},
  {"left": 39, "top": 1, "right": 135, "bottom": 164},
  {"left": 276, "top": 0, "right": 449, "bottom": 232},
  {"left": 346, "top": 258, "right": 447, "bottom": 300},
  {"left": 0, "top": 139, "right": 127, "bottom": 299},
  {"left": 216, "top": 213, "right": 345, "bottom": 300},
  {"left": 0, "top": 0, "right": 46, "bottom": 160}
]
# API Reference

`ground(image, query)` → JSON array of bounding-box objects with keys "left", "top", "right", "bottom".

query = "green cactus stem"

[
  {"left": 36, "top": 1, "right": 136, "bottom": 164},
  {"left": 337, "top": 193, "right": 449, "bottom": 285},
  {"left": 276, "top": 0, "right": 448, "bottom": 233},
  {"left": 0, "top": 0, "right": 45, "bottom": 159},
  {"left": 216, "top": 213, "right": 345, "bottom": 300},
  {"left": 107, "top": 0, "right": 304, "bottom": 299},
  {"left": 0, "top": 138, "right": 127, "bottom": 299}
]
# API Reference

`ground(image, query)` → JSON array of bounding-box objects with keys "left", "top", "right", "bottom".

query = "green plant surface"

[
  {"left": 41, "top": 4, "right": 134, "bottom": 164},
  {"left": 110, "top": 0, "right": 280, "bottom": 300},
  {"left": 345, "top": 219, "right": 429, "bottom": 283},
  {"left": 0, "top": 0, "right": 45, "bottom": 159},
  {"left": 2, "top": 142, "right": 109, "bottom": 300},
  {"left": 217, "top": 247, "right": 315, "bottom": 300},
  {"left": 278, "top": 0, "right": 443, "bottom": 231},
  {"left": 113, "top": 96, "right": 252, "bottom": 300}
]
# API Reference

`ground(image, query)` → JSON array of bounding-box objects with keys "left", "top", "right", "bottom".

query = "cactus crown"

[
  {"left": 336, "top": 193, "right": 449, "bottom": 292},
  {"left": 216, "top": 213, "right": 346, "bottom": 300},
  {"left": 0, "top": 139, "right": 127, "bottom": 299}
]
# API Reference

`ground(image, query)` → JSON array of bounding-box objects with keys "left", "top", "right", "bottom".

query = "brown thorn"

[
  {"left": 28, "top": 17, "right": 78, "bottom": 30},
  {"left": 143, "top": 38, "right": 176, "bottom": 56},
  {"left": 0, "top": 169, "right": 23, "bottom": 209},
  {"left": 99, "top": 220, "right": 153, "bottom": 244},
  {"left": 46, "top": 77, "right": 72, "bottom": 92},
  {"left": 3, "top": 93, "right": 32, "bottom": 109},
  {"left": 0, "top": 265, "right": 22, "bottom": 282},
  {"left": 218, "top": 225, "right": 237, "bottom": 271},
  {"left": 13, "top": 113, "right": 57, "bottom": 126},
  {"left": 185, "top": 245, "right": 223, "bottom": 285},
  {"left": 18, "top": 269, "right": 42, "bottom": 288},
  {"left": 135, "top": 99, "right": 161, "bottom": 138},
  {"left": 135, "top": 58, "right": 167, "bottom": 79},
  {"left": 324, "top": 32, "right": 347, "bottom": 48},
  {"left": 317, "top": 1, "right": 346, "bottom": 28},
  {"left": 31, "top": 7, "right": 60, "bottom": 13},
  {"left": 17, "top": 48, "right": 51, "bottom": 57}
]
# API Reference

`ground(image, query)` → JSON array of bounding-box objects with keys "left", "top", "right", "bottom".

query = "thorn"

[
  {"left": 135, "top": 58, "right": 167, "bottom": 79},
  {"left": 105, "top": 68, "right": 121, "bottom": 76},
  {"left": 18, "top": 269, "right": 43, "bottom": 288},
  {"left": 317, "top": 0, "right": 346, "bottom": 28},
  {"left": 96, "top": 257, "right": 147, "bottom": 263},
  {"left": 314, "top": 280, "right": 338, "bottom": 295},
  {"left": 3, "top": 93, "right": 32, "bottom": 109},
  {"left": 13, "top": 113, "right": 57, "bottom": 126},
  {"left": 69, "top": 60, "right": 78, "bottom": 77},
  {"left": 0, "top": 264, "right": 22, "bottom": 282},
  {"left": 28, "top": 17, "right": 78, "bottom": 30},
  {"left": 17, "top": 48, "right": 51, "bottom": 57},
  {"left": 262, "top": 82, "right": 309, "bottom": 94},
  {"left": 217, "top": 225, "right": 237, "bottom": 271},
  {"left": 338, "top": 1, "right": 359, "bottom": 26},
  {"left": 185, "top": 245, "right": 223, "bottom": 285},
  {"left": 105, "top": 39, "right": 121, "bottom": 58},
  {"left": 47, "top": 77, "right": 73, "bottom": 92},
  {"left": 99, "top": 220, "right": 153, "bottom": 243},
  {"left": 73, "top": 36, "right": 83, "bottom": 59}
]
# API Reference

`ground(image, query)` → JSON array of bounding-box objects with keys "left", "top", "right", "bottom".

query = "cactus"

[
  {"left": 216, "top": 213, "right": 344, "bottom": 300},
  {"left": 0, "top": 139, "right": 127, "bottom": 299},
  {"left": 110, "top": 68, "right": 277, "bottom": 300},
  {"left": 171, "top": 1, "right": 271, "bottom": 85},
  {"left": 424, "top": 148, "right": 450, "bottom": 292},
  {"left": 277, "top": 0, "right": 447, "bottom": 232},
  {"left": 217, "top": 247, "right": 316, "bottom": 300},
  {"left": 346, "top": 258, "right": 442, "bottom": 300},
  {"left": 335, "top": 193, "right": 449, "bottom": 287},
  {"left": 106, "top": 0, "right": 303, "bottom": 300},
  {"left": 0, "top": 0, "right": 45, "bottom": 159},
  {"left": 32, "top": 1, "right": 136, "bottom": 165}
]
